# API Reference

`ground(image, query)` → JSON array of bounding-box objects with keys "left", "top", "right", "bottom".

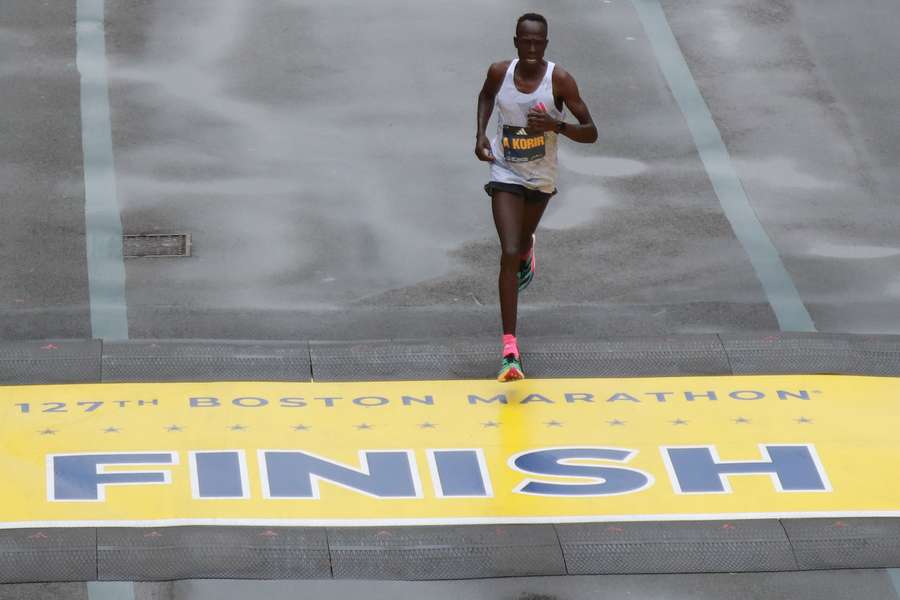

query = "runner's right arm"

[{"left": 475, "top": 62, "right": 509, "bottom": 162}]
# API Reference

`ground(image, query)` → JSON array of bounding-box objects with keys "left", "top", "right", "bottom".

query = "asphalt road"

[{"left": 3, "top": 0, "right": 900, "bottom": 342}]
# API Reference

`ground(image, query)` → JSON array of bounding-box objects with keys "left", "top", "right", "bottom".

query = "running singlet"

[{"left": 489, "top": 59, "right": 564, "bottom": 194}]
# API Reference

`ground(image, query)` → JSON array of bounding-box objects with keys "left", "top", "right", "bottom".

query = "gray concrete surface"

[
  {"left": 4, "top": 0, "right": 900, "bottom": 340},
  {"left": 5, "top": 333, "right": 899, "bottom": 384},
  {"left": 160, "top": 572, "right": 900, "bottom": 600},
  {"left": 1, "top": 518, "right": 899, "bottom": 584},
  {"left": 0, "top": 0, "right": 91, "bottom": 340},
  {"left": 0, "top": 571, "right": 896, "bottom": 600},
  {"left": 0, "top": 583, "right": 86, "bottom": 600},
  {"left": 5, "top": 572, "right": 900, "bottom": 600}
]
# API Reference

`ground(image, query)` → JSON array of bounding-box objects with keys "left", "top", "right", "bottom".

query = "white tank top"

[{"left": 490, "top": 59, "right": 564, "bottom": 193}]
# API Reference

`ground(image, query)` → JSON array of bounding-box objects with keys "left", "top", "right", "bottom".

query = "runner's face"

[{"left": 514, "top": 20, "right": 548, "bottom": 65}]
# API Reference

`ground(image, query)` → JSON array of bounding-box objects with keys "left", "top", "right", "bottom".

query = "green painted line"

[
  {"left": 77, "top": 0, "right": 129, "bottom": 340},
  {"left": 889, "top": 569, "right": 900, "bottom": 599},
  {"left": 87, "top": 582, "right": 135, "bottom": 600},
  {"left": 630, "top": 0, "right": 816, "bottom": 332}
]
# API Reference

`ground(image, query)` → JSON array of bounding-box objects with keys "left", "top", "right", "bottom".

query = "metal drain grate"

[{"left": 123, "top": 234, "right": 191, "bottom": 258}]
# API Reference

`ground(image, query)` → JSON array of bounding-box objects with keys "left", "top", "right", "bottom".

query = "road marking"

[
  {"left": 889, "top": 569, "right": 900, "bottom": 599},
  {"left": 77, "top": 0, "right": 129, "bottom": 340},
  {"left": 87, "top": 582, "right": 135, "bottom": 600},
  {"left": 1, "top": 375, "right": 898, "bottom": 525},
  {"left": 630, "top": 0, "right": 816, "bottom": 332}
]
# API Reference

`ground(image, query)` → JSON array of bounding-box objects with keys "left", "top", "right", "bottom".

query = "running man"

[{"left": 475, "top": 12, "right": 598, "bottom": 382}]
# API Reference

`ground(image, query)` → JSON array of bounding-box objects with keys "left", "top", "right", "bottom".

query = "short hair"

[{"left": 516, "top": 12, "right": 548, "bottom": 36}]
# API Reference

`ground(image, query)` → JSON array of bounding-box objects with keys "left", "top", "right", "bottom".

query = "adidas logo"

[{"left": 517, "top": 128, "right": 528, "bottom": 135}]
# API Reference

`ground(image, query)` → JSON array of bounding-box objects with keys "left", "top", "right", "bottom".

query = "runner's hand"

[
  {"left": 527, "top": 107, "right": 557, "bottom": 133},
  {"left": 475, "top": 135, "right": 494, "bottom": 162}
]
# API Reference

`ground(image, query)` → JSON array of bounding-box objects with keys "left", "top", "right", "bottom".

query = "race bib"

[{"left": 502, "top": 125, "right": 546, "bottom": 163}]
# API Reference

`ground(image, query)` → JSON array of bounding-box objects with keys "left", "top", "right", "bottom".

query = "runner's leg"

[
  {"left": 491, "top": 190, "right": 525, "bottom": 335},
  {"left": 518, "top": 197, "right": 550, "bottom": 256}
]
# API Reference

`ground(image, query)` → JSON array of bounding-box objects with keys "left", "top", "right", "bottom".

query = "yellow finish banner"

[{"left": 1, "top": 375, "right": 898, "bottom": 527}]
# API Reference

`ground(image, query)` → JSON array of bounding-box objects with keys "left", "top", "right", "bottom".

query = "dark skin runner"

[{"left": 475, "top": 18, "right": 597, "bottom": 337}]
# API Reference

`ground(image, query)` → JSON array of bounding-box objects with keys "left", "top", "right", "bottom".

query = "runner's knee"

[
  {"left": 498, "top": 231, "right": 522, "bottom": 262},
  {"left": 500, "top": 246, "right": 520, "bottom": 270}
]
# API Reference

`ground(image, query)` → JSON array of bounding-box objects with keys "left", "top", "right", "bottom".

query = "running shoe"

[
  {"left": 497, "top": 353, "right": 525, "bottom": 382},
  {"left": 518, "top": 234, "right": 536, "bottom": 292}
]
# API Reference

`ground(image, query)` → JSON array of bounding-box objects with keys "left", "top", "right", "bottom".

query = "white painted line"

[
  {"left": 630, "top": 0, "right": 816, "bottom": 332},
  {"left": 88, "top": 582, "right": 135, "bottom": 600},
  {"left": 0, "top": 510, "right": 900, "bottom": 529},
  {"left": 77, "top": 0, "right": 129, "bottom": 340}
]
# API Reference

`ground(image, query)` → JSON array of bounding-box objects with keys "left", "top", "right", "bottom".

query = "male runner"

[{"left": 475, "top": 13, "right": 598, "bottom": 382}]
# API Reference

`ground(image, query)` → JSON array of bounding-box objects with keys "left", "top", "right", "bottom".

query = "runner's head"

[{"left": 514, "top": 13, "right": 549, "bottom": 65}]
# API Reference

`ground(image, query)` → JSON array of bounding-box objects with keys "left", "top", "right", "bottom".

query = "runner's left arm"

[
  {"left": 527, "top": 67, "right": 598, "bottom": 143},
  {"left": 559, "top": 71, "right": 598, "bottom": 143}
]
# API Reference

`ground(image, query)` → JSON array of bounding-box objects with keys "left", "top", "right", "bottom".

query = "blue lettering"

[
  {"left": 564, "top": 393, "right": 594, "bottom": 403},
  {"left": 192, "top": 451, "right": 246, "bottom": 498},
  {"left": 262, "top": 451, "right": 419, "bottom": 498},
  {"left": 190, "top": 397, "right": 219, "bottom": 408},
  {"left": 430, "top": 450, "right": 490, "bottom": 497},
  {"left": 280, "top": 397, "right": 307, "bottom": 407},
  {"left": 729, "top": 390, "right": 765, "bottom": 400},
  {"left": 778, "top": 390, "right": 810, "bottom": 400},
  {"left": 468, "top": 394, "right": 507, "bottom": 405},
  {"left": 50, "top": 453, "right": 175, "bottom": 501},
  {"left": 520, "top": 393, "right": 553, "bottom": 404},
  {"left": 402, "top": 395, "right": 434, "bottom": 406},
  {"left": 512, "top": 448, "right": 650, "bottom": 496},
  {"left": 353, "top": 396, "right": 389, "bottom": 407},
  {"left": 233, "top": 397, "right": 268, "bottom": 407},
  {"left": 315, "top": 396, "right": 341, "bottom": 407},
  {"left": 607, "top": 393, "right": 640, "bottom": 403},
  {"left": 664, "top": 445, "right": 828, "bottom": 493}
]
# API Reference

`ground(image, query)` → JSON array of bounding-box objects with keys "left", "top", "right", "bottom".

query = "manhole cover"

[{"left": 123, "top": 234, "right": 191, "bottom": 258}]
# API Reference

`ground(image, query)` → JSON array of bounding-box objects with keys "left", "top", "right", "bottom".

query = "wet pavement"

[{"left": 3, "top": 0, "right": 900, "bottom": 341}]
